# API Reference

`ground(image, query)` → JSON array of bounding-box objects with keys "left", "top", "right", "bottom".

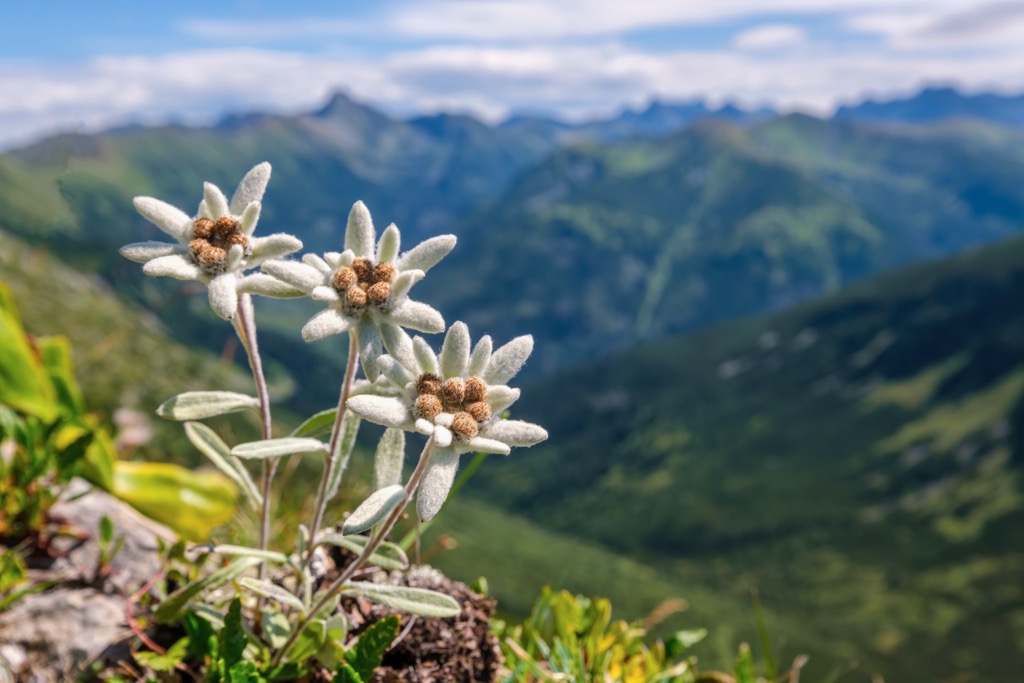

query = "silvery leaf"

[
  {"left": 232, "top": 437, "right": 328, "bottom": 460},
  {"left": 374, "top": 428, "right": 406, "bottom": 490},
  {"left": 158, "top": 391, "right": 259, "bottom": 420},
  {"left": 342, "top": 484, "right": 406, "bottom": 534},
  {"left": 416, "top": 446, "right": 459, "bottom": 521},
  {"left": 341, "top": 584, "right": 459, "bottom": 618}
]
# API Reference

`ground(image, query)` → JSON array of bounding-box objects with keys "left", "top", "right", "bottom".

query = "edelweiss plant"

[{"left": 117, "top": 162, "right": 548, "bottom": 679}]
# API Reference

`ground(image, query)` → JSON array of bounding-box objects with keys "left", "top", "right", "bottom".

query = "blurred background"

[{"left": 1, "top": 2, "right": 1023, "bottom": 681}]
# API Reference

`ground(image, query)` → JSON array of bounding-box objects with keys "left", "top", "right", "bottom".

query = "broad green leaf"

[
  {"left": 134, "top": 637, "right": 190, "bottom": 673},
  {"left": 0, "top": 286, "right": 57, "bottom": 421},
  {"left": 373, "top": 429, "right": 405, "bottom": 491},
  {"left": 80, "top": 422, "right": 116, "bottom": 492},
  {"left": 342, "top": 485, "right": 406, "bottom": 535},
  {"left": 157, "top": 391, "right": 259, "bottom": 421},
  {"left": 285, "top": 620, "right": 326, "bottom": 665},
  {"left": 333, "top": 661, "right": 363, "bottom": 683},
  {"left": 316, "top": 534, "right": 408, "bottom": 571},
  {"left": 36, "top": 336, "right": 85, "bottom": 415},
  {"left": 239, "top": 577, "right": 307, "bottom": 614},
  {"left": 227, "top": 661, "right": 262, "bottom": 682},
  {"left": 154, "top": 558, "right": 260, "bottom": 624},
  {"left": 290, "top": 408, "right": 337, "bottom": 438},
  {"left": 262, "top": 609, "right": 291, "bottom": 649},
  {"left": 341, "top": 584, "right": 460, "bottom": 618},
  {"left": 185, "top": 421, "right": 262, "bottom": 508},
  {"left": 113, "top": 461, "right": 237, "bottom": 541},
  {"left": 199, "top": 544, "right": 289, "bottom": 564},
  {"left": 324, "top": 412, "right": 361, "bottom": 501},
  {"left": 220, "top": 598, "right": 247, "bottom": 671},
  {"left": 231, "top": 437, "right": 327, "bottom": 460},
  {"left": 343, "top": 614, "right": 400, "bottom": 681}
]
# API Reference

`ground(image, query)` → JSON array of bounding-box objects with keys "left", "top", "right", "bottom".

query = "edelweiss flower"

[
  {"left": 119, "top": 163, "right": 304, "bottom": 320},
  {"left": 346, "top": 322, "right": 548, "bottom": 520},
  {"left": 261, "top": 201, "right": 454, "bottom": 379}
]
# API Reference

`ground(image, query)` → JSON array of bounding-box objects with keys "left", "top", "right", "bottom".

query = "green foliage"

[{"left": 335, "top": 614, "right": 401, "bottom": 682}]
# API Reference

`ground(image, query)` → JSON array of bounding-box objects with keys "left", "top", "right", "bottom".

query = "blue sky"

[{"left": 1, "top": 1, "right": 1021, "bottom": 147}]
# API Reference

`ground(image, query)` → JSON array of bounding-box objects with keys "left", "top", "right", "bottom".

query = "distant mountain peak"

[{"left": 315, "top": 90, "right": 380, "bottom": 119}]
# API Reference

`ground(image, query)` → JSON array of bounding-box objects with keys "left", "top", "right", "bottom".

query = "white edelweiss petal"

[
  {"left": 379, "top": 354, "right": 415, "bottom": 388},
  {"left": 433, "top": 425, "right": 453, "bottom": 448},
  {"left": 133, "top": 197, "right": 191, "bottom": 241},
  {"left": 197, "top": 199, "right": 212, "bottom": 219},
  {"left": 208, "top": 274, "right": 239, "bottom": 320},
  {"left": 303, "top": 253, "right": 332, "bottom": 273},
  {"left": 311, "top": 285, "right": 341, "bottom": 302},
  {"left": 236, "top": 273, "right": 306, "bottom": 299},
  {"left": 467, "top": 335, "right": 493, "bottom": 377},
  {"left": 203, "top": 182, "right": 230, "bottom": 218},
  {"left": 415, "top": 418, "right": 434, "bottom": 435},
  {"left": 439, "top": 322, "right": 470, "bottom": 379},
  {"left": 119, "top": 241, "right": 185, "bottom": 263},
  {"left": 482, "top": 420, "right": 548, "bottom": 447},
  {"left": 413, "top": 337, "right": 438, "bottom": 376},
  {"left": 376, "top": 224, "right": 401, "bottom": 264},
  {"left": 261, "top": 260, "right": 324, "bottom": 292},
  {"left": 486, "top": 386, "right": 521, "bottom": 415},
  {"left": 388, "top": 300, "right": 445, "bottom": 334},
  {"left": 346, "top": 395, "right": 410, "bottom": 428},
  {"left": 239, "top": 201, "right": 262, "bottom": 236},
  {"left": 417, "top": 446, "right": 459, "bottom": 521},
  {"left": 357, "top": 317, "right": 383, "bottom": 380},
  {"left": 345, "top": 201, "right": 375, "bottom": 259},
  {"left": 397, "top": 235, "right": 457, "bottom": 274},
  {"left": 390, "top": 269, "right": 424, "bottom": 300},
  {"left": 142, "top": 254, "right": 203, "bottom": 280},
  {"left": 324, "top": 250, "right": 354, "bottom": 269},
  {"left": 483, "top": 335, "right": 534, "bottom": 385},
  {"left": 465, "top": 436, "right": 512, "bottom": 456},
  {"left": 380, "top": 322, "right": 417, "bottom": 372},
  {"left": 230, "top": 162, "right": 271, "bottom": 214},
  {"left": 226, "top": 244, "right": 244, "bottom": 271},
  {"left": 248, "top": 234, "right": 303, "bottom": 267},
  {"left": 301, "top": 308, "right": 351, "bottom": 342}
]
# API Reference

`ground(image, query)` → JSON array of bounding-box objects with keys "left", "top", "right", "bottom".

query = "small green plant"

[{"left": 115, "top": 163, "right": 549, "bottom": 678}]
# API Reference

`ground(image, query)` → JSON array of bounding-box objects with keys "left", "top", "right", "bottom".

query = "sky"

[{"left": 0, "top": 0, "right": 1021, "bottom": 148}]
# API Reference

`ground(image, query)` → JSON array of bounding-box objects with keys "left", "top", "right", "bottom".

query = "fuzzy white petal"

[
  {"left": 467, "top": 335, "right": 493, "bottom": 378},
  {"left": 439, "top": 322, "right": 470, "bottom": 379},
  {"left": 464, "top": 436, "right": 512, "bottom": 455},
  {"left": 119, "top": 241, "right": 185, "bottom": 264},
  {"left": 417, "top": 446, "right": 459, "bottom": 521},
  {"left": 435, "top": 412, "right": 454, "bottom": 428},
  {"left": 486, "top": 386, "right": 521, "bottom": 415},
  {"left": 482, "top": 420, "right": 548, "bottom": 447},
  {"left": 415, "top": 418, "right": 434, "bottom": 435},
  {"left": 311, "top": 285, "right": 341, "bottom": 302},
  {"left": 142, "top": 254, "right": 203, "bottom": 280},
  {"left": 301, "top": 308, "right": 351, "bottom": 342},
  {"left": 390, "top": 269, "right": 424, "bottom": 300},
  {"left": 226, "top": 244, "right": 244, "bottom": 271},
  {"left": 413, "top": 336, "right": 439, "bottom": 376},
  {"left": 237, "top": 273, "right": 306, "bottom": 299},
  {"left": 433, "top": 425, "right": 453, "bottom": 448},
  {"left": 345, "top": 201, "right": 375, "bottom": 259},
  {"left": 377, "top": 224, "right": 401, "bottom": 264},
  {"left": 239, "top": 201, "right": 262, "bottom": 236},
  {"left": 208, "top": 274, "right": 239, "bottom": 320},
  {"left": 380, "top": 322, "right": 416, "bottom": 372},
  {"left": 397, "top": 235, "right": 457, "bottom": 274},
  {"left": 357, "top": 317, "right": 383, "bottom": 380},
  {"left": 379, "top": 354, "right": 415, "bottom": 388},
  {"left": 388, "top": 300, "right": 445, "bottom": 334},
  {"left": 303, "top": 253, "right": 332, "bottom": 273},
  {"left": 248, "top": 233, "right": 303, "bottom": 266},
  {"left": 203, "top": 182, "right": 230, "bottom": 218},
  {"left": 346, "top": 395, "right": 410, "bottom": 428},
  {"left": 197, "top": 199, "right": 212, "bottom": 219},
  {"left": 133, "top": 197, "right": 191, "bottom": 241},
  {"left": 483, "top": 335, "right": 534, "bottom": 385},
  {"left": 261, "top": 260, "right": 324, "bottom": 292},
  {"left": 230, "top": 162, "right": 271, "bottom": 214}
]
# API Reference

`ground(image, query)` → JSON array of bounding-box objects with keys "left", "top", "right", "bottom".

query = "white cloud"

[
  {"left": 732, "top": 24, "right": 807, "bottom": 51},
  {"left": 1, "top": 39, "right": 1021, "bottom": 149},
  {"left": 846, "top": 1, "right": 1024, "bottom": 49}
]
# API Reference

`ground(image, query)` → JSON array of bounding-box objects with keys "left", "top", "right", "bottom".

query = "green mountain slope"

[
  {"left": 423, "top": 116, "right": 1024, "bottom": 375},
  {"left": 464, "top": 234, "right": 1024, "bottom": 682}
]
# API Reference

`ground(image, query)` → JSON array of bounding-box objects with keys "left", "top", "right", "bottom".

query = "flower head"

[
  {"left": 119, "top": 162, "right": 304, "bottom": 320},
  {"left": 346, "top": 322, "right": 548, "bottom": 520},
  {"left": 261, "top": 201, "right": 454, "bottom": 379}
]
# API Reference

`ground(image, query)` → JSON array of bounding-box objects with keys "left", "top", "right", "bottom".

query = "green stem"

[{"left": 273, "top": 435, "right": 435, "bottom": 666}]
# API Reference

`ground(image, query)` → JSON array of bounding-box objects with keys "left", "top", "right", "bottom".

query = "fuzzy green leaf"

[
  {"left": 154, "top": 558, "right": 260, "bottom": 624},
  {"left": 231, "top": 437, "right": 328, "bottom": 460},
  {"left": 342, "top": 485, "right": 406, "bottom": 535},
  {"left": 316, "top": 534, "right": 408, "bottom": 571},
  {"left": 157, "top": 391, "right": 259, "bottom": 421},
  {"left": 342, "top": 584, "right": 460, "bottom": 618},
  {"left": 239, "top": 578, "right": 307, "bottom": 614}
]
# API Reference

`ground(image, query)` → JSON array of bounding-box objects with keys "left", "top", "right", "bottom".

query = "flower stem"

[
  {"left": 306, "top": 329, "right": 360, "bottom": 550},
  {"left": 273, "top": 435, "right": 435, "bottom": 666},
  {"left": 232, "top": 294, "right": 275, "bottom": 576}
]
